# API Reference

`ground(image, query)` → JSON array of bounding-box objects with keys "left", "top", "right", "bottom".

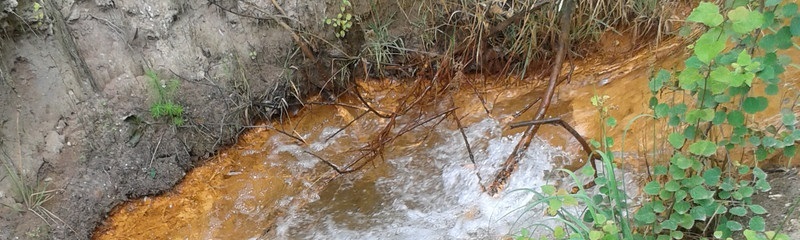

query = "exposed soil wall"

[{"left": 0, "top": 0, "right": 332, "bottom": 238}]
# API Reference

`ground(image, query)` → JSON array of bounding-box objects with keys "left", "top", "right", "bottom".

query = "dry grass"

[
  {"left": 394, "top": 0, "right": 676, "bottom": 76},
  {"left": 1, "top": 150, "right": 62, "bottom": 227}
]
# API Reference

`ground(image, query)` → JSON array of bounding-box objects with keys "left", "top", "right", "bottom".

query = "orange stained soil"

[{"left": 94, "top": 31, "right": 800, "bottom": 239}]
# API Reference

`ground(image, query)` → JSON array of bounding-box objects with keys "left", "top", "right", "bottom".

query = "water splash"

[{"left": 273, "top": 117, "right": 586, "bottom": 239}]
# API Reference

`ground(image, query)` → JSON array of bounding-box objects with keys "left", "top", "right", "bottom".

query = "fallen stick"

[
  {"left": 486, "top": 0, "right": 574, "bottom": 196},
  {"left": 510, "top": 117, "right": 599, "bottom": 191}
]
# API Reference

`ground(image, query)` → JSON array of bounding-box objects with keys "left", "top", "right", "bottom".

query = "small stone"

[{"left": 44, "top": 131, "right": 64, "bottom": 154}]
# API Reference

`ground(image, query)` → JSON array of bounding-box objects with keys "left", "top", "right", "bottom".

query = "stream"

[{"left": 96, "top": 36, "right": 697, "bottom": 239}]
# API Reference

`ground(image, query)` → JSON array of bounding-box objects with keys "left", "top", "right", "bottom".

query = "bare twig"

[
  {"left": 354, "top": 82, "right": 393, "bottom": 119},
  {"left": 148, "top": 132, "right": 165, "bottom": 169},
  {"left": 512, "top": 97, "right": 542, "bottom": 118},
  {"left": 510, "top": 117, "right": 599, "bottom": 190},
  {"left": 304, "top": 150, "right": 350, "bottom": 174},
  {"left": 453, "top": 109, "right": 485, "bottom": 190},
  {"left": 241, "top": 124, "right": 307, "bottom": 144},
  {"left": 325, "top": 110, "right": 369, "bottom": 142},
  {"left": 487, "top": 0, "right": 574, "bottom": 196}
]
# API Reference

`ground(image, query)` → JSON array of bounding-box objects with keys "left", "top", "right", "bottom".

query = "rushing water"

[{"left": 272, "top": 117, "right": 580, "bottom": 239}]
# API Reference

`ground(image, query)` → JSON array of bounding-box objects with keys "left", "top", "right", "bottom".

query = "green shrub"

[
  {"left": 147, "top": 70, "right": 184, "bottom": 126},
  {"left": 516, "top": 1, "right": 800, "bottom": 239}
]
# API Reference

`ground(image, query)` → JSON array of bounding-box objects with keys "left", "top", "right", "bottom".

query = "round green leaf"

[
  {"left": 675, "top": 189, "right": 688, "bottom": 201},
  {"left": 782, "top": 108, "right": 797, "bottom": 126},
  {"left": 791, "top": 16, "right": 800, "bottom": 36},
  {"left": 589, "top": 230, "right": 604, "bottom": 240},
  {"left": 644, "top": 181, "right": 662, "bottom": 195},
  {"left": 660, "top": 219, "right": 678, "bottom": 231},
  {"left": 687, "top": 109, "right": 715, "bottom": 123},
  {"left": 737, "top": 50, "right": 752, "bottom": 66},
  {"left": 695, "top": 27, "right": 727, "bottom": 64},
  {"left": 729, "top": 206, "right": 747, "bottom": 216},
  {"left": 691, "top": 206, "right": 707, "bottom": 220},
  {"left": 654, "top": 103, "right": 670, "bottom": 118},
  {"left": 679, "top": 67, "right": 702, "bottom": 90},
  {"left": 687, "top": 2, "right": 724, "bottom": 27},
  {"left": 674, "top": 200, "right": 691, "bottom": 214},
  {"left": 749, "top": 204, "right": 767, "bottom": 214},
  {"left": 728, "top": 6, "right": 765, "bottom": 34},
  {"left": 743, "top": 97, "right": 769, "bottom": 114},
  {"left": 704, "top": 167, "right": 722, "bottom": 186},
  {"left": 606, "top": 117, "right": 617, "bottom": 127},
  {"left": 727, "top": 220, "right": 743, "bottom": 231},
  {"left": 728, "top": 110, "right": 745, "bottom": 126},
  {"left": 766, "top": 84, "right": 780, "bottom": 95},
  {"left": 689, "top": 140, "right": 717, "bottom": 156},
  {"left": 674, "top": 156, "right": 694, "bottom": 170},
  {"left": 782, "top": 3, "right": 798, "bottom": 17},
  {"left": 649, "top": 69, "right": 670, "bottom": 92},
  {"left": 635, "top": 204, "right": 657, "bottom": 224},
  {"left": 665, "top": 180, "right": 681, "bottom": 191},
  {"left": 750, "top": 216, "right": 766, "bottom": 231},
  {"left": 690, "top": 185, "right": 713, "bottom": 200},
  {"left": 668, "top": 132, "right": 685, "bottom": 149}
]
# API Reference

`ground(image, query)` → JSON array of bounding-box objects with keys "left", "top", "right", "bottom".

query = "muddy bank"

[{"left": 0, "top": 0, "right": 319, "bottom": 238}]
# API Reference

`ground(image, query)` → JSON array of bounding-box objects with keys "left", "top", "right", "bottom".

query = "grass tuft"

[{"left": 1, "top": 151, "right": 62, "bottom": 226}]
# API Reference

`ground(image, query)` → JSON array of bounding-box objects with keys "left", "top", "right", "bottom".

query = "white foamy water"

[{"left": 269, "top": 117, "right": 606, "bottom": 239}]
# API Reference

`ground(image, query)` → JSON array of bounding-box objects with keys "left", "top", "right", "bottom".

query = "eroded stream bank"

[{"left": 91, "top": 35, "right": 733, "bottom": 239}]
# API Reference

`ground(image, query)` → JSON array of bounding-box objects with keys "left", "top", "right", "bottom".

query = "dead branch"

[
  {"left": 242, "top": 124, "right": 307, "bottom": 144},
  {"left": 304, "top": 150, "right": 350, "bottom": 174},
  {"left": 510, "top": 117, "right": 599, "bottom": 190},
  {"left": 486, "top": 0, "right": 574, "bottom": 196},
  {"left": 453, "top": 109, "right": 486, "bottom": 190},
  {"left": 513, "top": 97, "right": 542, "bottom": 118},
  {"left": 325, "top": 110, "right": 369, "bottom": 142},
  {"left": 268, "top": 1, "right": 316, "bottom": 62}
]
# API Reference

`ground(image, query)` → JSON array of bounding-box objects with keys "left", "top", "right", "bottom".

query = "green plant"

[
  {"left": 363, "top": 3, "right": 404, "bottom": 77},
  {"left": 325, "top": 0, "right": 355, "bottom": 38},
  {"left": 1, "top": 152, "right": 60, "bottom": 226},
  {"left": 147, "top": 70, "right": 184, "bottom": 126},
  {"left": 515, "top": 1, "right": 800, "bottom": 239},
  {"left": 513, "top": 95, "right": 634, "bottom": 240}
]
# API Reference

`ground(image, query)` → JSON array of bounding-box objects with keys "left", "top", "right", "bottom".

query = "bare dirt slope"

[{"left": 0, "top": 0, "right": 327, "bottom": 238}]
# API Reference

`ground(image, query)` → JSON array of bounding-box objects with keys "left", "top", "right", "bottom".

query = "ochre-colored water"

[{"left": 94, "top": 32, "right": 800, "bottom": 239}]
